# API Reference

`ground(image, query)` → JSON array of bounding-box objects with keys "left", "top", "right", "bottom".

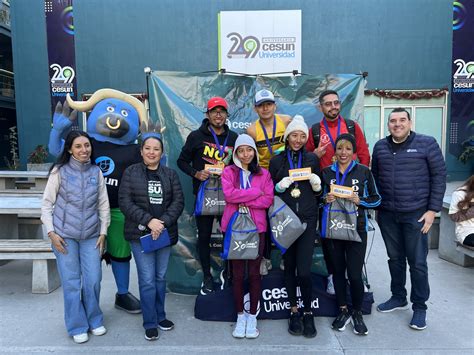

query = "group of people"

[{"left": 41, "top": 87, "right": 459, "bottom": 344}]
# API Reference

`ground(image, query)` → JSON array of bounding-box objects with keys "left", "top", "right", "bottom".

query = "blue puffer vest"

[{"left": 53, "top": 157, "right": 102, "bottom": 240}]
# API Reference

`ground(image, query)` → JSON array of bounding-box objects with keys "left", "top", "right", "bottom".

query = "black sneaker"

[
  {"left": 200, "top": 276, "right": 214, "bottom": 295},
  {"left": 331, "top": 308, "right": 351, "bottom": 331},
  {"left": 302, "top": 312, "right": 317, "bottom": 338},
  {"left": 351, "top": 310, "right": 368, "bottom": 335},
  {"left": 288, "top": 312, "right": 303, "bottom": 336},
  {"left": 158, "top": 319, "right": 174, "bottom": 331},
  {"left": 144, "top": 328, "right": 159, "bottom": 341},
  {"left": 115, "top": 292, "right": 142, "bottom": 314}
]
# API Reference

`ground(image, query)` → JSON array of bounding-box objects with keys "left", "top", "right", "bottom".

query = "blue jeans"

[
  {"left": 130, "top": 240, "right": 171, "bottom": 330},
  {"left": 378, "top": 209, "right": 430, "bottom": 310},
  {"left": 52, "top": 237, "right": 103, "bottom": 336}
]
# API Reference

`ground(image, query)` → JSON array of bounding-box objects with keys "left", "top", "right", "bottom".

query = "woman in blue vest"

[
  {"left": 321, "top": 133, "right": 381, "bottom": 336},
  {"left": 41, "top": 130, "right": 110, "bottom": 344}
]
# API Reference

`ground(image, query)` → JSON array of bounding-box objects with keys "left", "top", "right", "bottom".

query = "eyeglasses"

[
  {"left": 322, "top": 100, "right": 340, "bottom": 108},
  {"left": 209, "top": 109, "right": 228, "bottom": 117}
]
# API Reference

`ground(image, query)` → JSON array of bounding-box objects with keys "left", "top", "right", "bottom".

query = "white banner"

[{"left": 218, "top": 10, "right": 302, "bottom": 75}]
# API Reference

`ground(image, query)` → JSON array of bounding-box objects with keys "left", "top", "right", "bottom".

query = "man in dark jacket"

[
  {"left": 371, "top": 107, "right": 446, "bottom": 331},
  {"left": 177, "top": 97, "right": 238, "bottom": 295}
]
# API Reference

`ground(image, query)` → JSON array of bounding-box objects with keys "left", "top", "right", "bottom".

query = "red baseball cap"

[{"left": 207, "top": 97, "right": 228, "bottom": 111}]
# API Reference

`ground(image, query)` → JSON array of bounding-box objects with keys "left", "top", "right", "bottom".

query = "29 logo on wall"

[
  {"left": 226, "top": 32, "right": 296, "bottom": 59},
  {"left": 50, "top": 63, "right": 75, "bottom": 96},
  {"left": 227, "top": 33, "right": 260, "bottom": 58},
  {"left": 453, "top": 58, "right": 474, "bottom": 92}
]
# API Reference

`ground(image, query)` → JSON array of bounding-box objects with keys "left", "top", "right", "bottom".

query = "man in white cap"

[
  {"left": 247, "top": 89, "right": 292, "bottom": 170},
  {"left": 246, "top": 89, "right": 291, "bottom": 273}
]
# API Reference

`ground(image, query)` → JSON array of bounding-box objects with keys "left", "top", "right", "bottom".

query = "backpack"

[{"left": 311, "top": 118, "right": 356, "bottom": 148}]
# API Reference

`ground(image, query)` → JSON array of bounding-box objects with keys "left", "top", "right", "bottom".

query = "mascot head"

[{"left": 66, "top": 89, "right": 147, "bottom": 145}]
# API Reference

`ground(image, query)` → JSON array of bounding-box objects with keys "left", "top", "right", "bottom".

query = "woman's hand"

[
  {"left": 148, "top": 218, "right": 165, "bottom": 239},
  {"left": 325, "top": 193, "right": 336, "bottom": 203},
  {"left": 96, "top": 234, "right": 106, "bottom": 255},
  {"left": 349, "top": 192, "right": 360, "bottom": 205},
  {"left": 48, "top": 231, "right": 67, "bottom": 254},
  {"left": 276, "top": 177, "right": 293, "bottom": 192}
]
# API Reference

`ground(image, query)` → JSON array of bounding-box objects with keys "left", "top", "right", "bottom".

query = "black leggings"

[
  {"left": 326, "top": 231, "right": 367, "bottom": 311},
  {"left": 195, "top": 215, "right": 217, "bottom": 278},
  {"left": 463, "top": 233, "right": 474, "bottom": 247},
  {"left": 283, "top": 218, "right": 317, "bottom": 312}
]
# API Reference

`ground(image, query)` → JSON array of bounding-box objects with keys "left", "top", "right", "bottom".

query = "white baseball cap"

[{"left": 254, "top": 89, "right": 275, "bottom": 106}]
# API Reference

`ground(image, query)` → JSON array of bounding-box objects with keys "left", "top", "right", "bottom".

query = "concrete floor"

[{"left": 0, "top": 221, "right": 473, "bottom": 354}]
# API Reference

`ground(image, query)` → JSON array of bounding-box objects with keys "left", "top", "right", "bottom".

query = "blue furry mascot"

[{"left": 48, "top": 88, "right": 151, "bottom": 314}]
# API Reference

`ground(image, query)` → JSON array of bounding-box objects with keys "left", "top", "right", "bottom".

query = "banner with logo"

[
  {"left": 450, "top": 0, "right": 474, "bottom": 162},
  {"left": 218, "top": 10, "right": 301, "bottom": 75},
  {"left": 44, "top": 0, "right": 77, "bottom": 117},
  {"left": 194, "top": 270, "right": 374, "bottom": 321},
  {"left": 148, "top": 70, "right": 365, "bottom": 294}
]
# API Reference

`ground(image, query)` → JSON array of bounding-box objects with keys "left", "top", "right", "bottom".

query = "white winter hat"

[{"left": 284, "top": 115, "right": 309, "bottom": 141}]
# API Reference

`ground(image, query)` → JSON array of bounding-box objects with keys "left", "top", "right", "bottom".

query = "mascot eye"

[
  {"left": 106, "top": 106, "right": 115, "bottom": 113},
  {"left": 121, "top": 110, "right": 129, "bottom": 117}
]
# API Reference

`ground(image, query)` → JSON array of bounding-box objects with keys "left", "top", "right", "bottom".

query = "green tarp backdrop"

[{"left": 148, "top": 71, "right": 365, "bottom": 294}]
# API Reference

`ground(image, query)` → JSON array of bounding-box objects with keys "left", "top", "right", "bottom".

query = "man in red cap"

[{"left": 178, "top": 97, "right": 238, "bottom": 295}]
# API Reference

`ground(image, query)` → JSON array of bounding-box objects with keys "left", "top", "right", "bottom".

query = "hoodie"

[
  {"left": 177, "top": 118, "right": 238, "bottom": 194},
  {"left": 221, "top": 134, "right": 274, "bottom": 233}
]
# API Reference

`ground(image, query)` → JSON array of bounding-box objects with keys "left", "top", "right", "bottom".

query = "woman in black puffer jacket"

[{"left": 119, "top": 135, "right": 184, "bottom": 341}]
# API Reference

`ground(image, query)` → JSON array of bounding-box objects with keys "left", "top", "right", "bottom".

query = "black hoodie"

[{"left": 177, "top": 119, "right": 238, "bottom": 194}]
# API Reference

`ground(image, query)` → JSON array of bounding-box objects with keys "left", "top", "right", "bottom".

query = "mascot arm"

[{"left": 48, "top": 101, "right": 77, "bottom": 157}]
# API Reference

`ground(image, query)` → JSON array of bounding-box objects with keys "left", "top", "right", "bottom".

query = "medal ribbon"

[
  {"left": 259, "top": 117, "right": 277, "bottom": 155},
  {"left": 335, "top": 160, "right": 355, "bottom": 186},
  {"left": 239, "top": 169, "right": 252, "bottom": 189},
  {"left": 286, "top": 150, "right": 302, "bottom": 170},
  {"left": 322, "top": 116, "right": 341, "bottom": 149},
  {"left": 209, "top": 127, "right": 229, "bottom": 159}
]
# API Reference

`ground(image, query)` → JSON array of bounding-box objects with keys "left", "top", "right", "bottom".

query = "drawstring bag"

[
  {"left": 221, "top": 206, "right": 260, "bottom": 260},
  {"left": 321, "top": 198, "right": 361, "bottom": 242},
  {"left": 268, "top": 196, "right": 307, "bottom": 254},
  {"left": 194, "top": 176, "right": 225, "bottom": 216}
]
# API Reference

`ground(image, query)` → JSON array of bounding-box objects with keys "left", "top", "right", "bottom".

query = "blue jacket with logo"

[
  {"left": 322, "top": 161, "right": 381, "bottom": 231},
  {"left": 371, "top": 132, "right": 446, "bottom": 213}
]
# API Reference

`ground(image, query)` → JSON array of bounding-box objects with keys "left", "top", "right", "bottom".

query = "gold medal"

[
  {"left": 331, "top": 155, "right": 338, "bottom": 163},
  {"left": 291, "top": 186, "right": 301, "bottom": 198}
]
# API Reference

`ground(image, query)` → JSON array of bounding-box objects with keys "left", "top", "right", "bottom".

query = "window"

[{"left": 363, "top": 91, "right": 448, "bottom": 155}]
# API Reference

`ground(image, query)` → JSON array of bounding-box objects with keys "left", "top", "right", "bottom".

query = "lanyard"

[
  {"left": 259, "top": 117, "right": 277, "bottom": 155},
  {"left": 335, "top": 161, "right": 355, "bottom": 185},
  {"left": 322, "top": 116, "right": 341, "bottom": 149},
  {"left": 286, "top": 150, "right": 302, "bottom": 169},
  {"left": 239, "top": 169, "right": 252, "bottom": 189},
  {"left": 209, "top": 127, "right": 229, "bottom": 159}
]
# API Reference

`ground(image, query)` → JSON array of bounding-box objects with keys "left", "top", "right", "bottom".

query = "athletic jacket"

[
  {"left": 305, "top": 116, "right": 370, "bottom": 169},
  {"left": 322, "top": 161, "right": 381, "bottom": 231},
  {"left": 269, "top": 148, "right": 321, "bottom": 223},
  {"left": 221, "top": 164, "right": 274, "bottom": 233}
]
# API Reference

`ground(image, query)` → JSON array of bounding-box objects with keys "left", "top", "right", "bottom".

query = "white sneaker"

[
  {"left": 91, "top": 326, "right": 107, "bottom": 336},
  {"left": 260, "top": 259, "right": 268, "bottom": 276},
  {"left": 232, "top": 313, "right": 247, "bottom": 338},
  {"left": 279, "top": 259, "right": 285, "bottom": 271},
  {"left": 245, "top": 314, "right": 259, "bottom": 339},
  {"left": 266, "top": 258, "right": 273, "bottom": 271},
  {"left": 326, "top": 274, "right": 335, "bottom": 295},
  {"left": 73, "top": 333, "right": 89, "bottom": 344}
]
